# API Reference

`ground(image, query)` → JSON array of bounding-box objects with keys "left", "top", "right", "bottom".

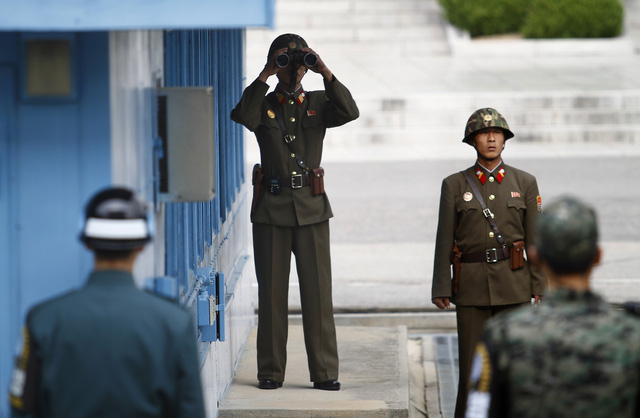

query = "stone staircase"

[{"left": 245, "top": 0, "right": 640, "bottom": 152}]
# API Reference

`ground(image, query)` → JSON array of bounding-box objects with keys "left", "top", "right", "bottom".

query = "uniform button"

[
  {"left": 290, "top": 117, "right": 296, "bottom": 123},
  {"left": 489, "top": 194, "right": 495, "bottom": 200},
  {"left": 489, "top": 232, "right": 495, "bottom": 238},
  {"left": 288, "top": 100, "right": 294, "bottom": 105},
  {"left": 290, "top": 153, "right": 295, "bottom": 158},
  {"left": 489, "top": 176, "right": 495, "bottom": 182}
]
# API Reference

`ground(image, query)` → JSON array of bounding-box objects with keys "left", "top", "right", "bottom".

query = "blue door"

[{"left": 0, "top": 65, "right": 16, "bottom": 418}]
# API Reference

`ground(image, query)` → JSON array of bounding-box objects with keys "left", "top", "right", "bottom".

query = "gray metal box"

[{"left": 157, "top": 87, "right": 215, "bottom": 202}]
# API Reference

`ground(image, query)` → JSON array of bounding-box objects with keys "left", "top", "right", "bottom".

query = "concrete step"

[
  {"left": 275, "top": 0, "right": 443, "bottom": 14},
  {"left": 219, "top": 325, "right": 410, "bottom": 417},
  {"left": 324, "top": 124, "right": 640, "bottom": 145},
  {"left": 247, "top": 26, "right": 447, "bottom": 44},
  {"left": 351, "top": 91, "right": 640, "bottom": 111},
  {"left": 354, "top": 108, "right": 640, "bottom": 129},
  {"left": 277, "top": 10, "right": 445, "bottom": 28}
]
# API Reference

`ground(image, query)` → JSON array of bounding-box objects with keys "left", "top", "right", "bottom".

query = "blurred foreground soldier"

[
  {"left": 8, "top": 187, "right": 205, "bottom": 418},
  {"left": 231, "top": 33, "right": 358, "bottom": 390},
  {"left": 430, "top": 108, "right": 546, "bottom": 417},
  {"left": 466, "top": 197, "right": 640, "bottom": 418}
]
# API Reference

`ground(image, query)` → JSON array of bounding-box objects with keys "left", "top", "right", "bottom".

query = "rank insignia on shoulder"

[
  {"left": 267, "top": 110, "right": 275, "bottom": 119},
  {"left": 537, "top": 195, "right": 542, "bottom": 212}
]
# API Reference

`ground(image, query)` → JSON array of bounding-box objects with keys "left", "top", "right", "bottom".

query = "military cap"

[
  {"left": 463, "top": 108, "right": 515, "bottom": 145},
  {"left": 268, "top": 33, "right": 308, "bottom": 59},
  {"left": 536, "top": 196, "right": 599, "bottom": 274}
]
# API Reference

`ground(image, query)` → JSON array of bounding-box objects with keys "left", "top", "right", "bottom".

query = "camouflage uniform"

[
  {"left": 466, "top": 197, "right": 640, "bottom": 417},
  {"left": 466, "top": 288, "right": 640, "bottom": 418}
]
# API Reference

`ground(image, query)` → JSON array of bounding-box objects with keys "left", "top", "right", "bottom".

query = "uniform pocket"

[
  {"left": 507, "top": 199, "right": 526, "bottom": 211},
  {"left": 302, "top": 112, "right": 323, "bottom": 128},
  {"left": 455, "top": 198, "right": 477, "bottom": 213}
]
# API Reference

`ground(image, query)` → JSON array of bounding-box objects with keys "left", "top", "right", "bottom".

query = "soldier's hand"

[
  {"left": 258, "top": 47, "right": 288, "bottom": 83},
  {"left": 533, "top": 295, "right": 543, "bottom": 306},
  {"left": 432, "top": 297, "right": 451, "bottom": 310},
  {"left": 302, "top": 47, "right": 333, "bottom": 80}
]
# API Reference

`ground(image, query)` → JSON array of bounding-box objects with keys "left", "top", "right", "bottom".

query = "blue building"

[{"left": 0, "top": 1, "right": 273, "bottom": 416}]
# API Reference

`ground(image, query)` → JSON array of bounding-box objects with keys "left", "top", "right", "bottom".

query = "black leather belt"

[
  {"left": 263, "top": 172, "right": 310, "bottom": 189},
  {"left": 461, "top": 247, "right": 510, "bottom": 263}
]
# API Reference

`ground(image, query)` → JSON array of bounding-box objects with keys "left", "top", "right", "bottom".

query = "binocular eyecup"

[{"left": 275, "top": 50, "right": 317, "bottom": 68}]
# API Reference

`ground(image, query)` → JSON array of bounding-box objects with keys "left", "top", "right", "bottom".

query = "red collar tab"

[
  {"left": 275, "top": 91, "right": 305, "bottom": 106},
  {"left": 475, "top": 169, "right": 487, "bottom": 185},
  {"left": 495, "top": 166, "right": 505, "bottom": 183}
]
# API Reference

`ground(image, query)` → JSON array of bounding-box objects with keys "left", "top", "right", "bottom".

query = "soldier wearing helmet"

[
  {"left": 466, "top": 197, "right": 640, "bottom": 418},
  {"left": 231, "top": 34, "right": 359, "bottom": 391},
  {"left": 431, "top": 108, "right": 546, "bottom": 418},
  {"left": 9, "top": 187, "right": 205, "bottom": 418}
]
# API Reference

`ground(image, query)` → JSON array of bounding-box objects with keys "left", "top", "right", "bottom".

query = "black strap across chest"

[
  {"left": 461, "top": 169, "right": 507, "bottom": 249},
  {"left": 268, "top": 95, "right": 307, "bottom": 171}
]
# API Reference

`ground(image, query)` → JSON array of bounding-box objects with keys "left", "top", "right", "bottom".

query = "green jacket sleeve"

[
  {"left": 431, "top": 177, "right": 456, "bottom": 299},
  {"left": 175, "top": 315, "right": 206, "bottom": 418},
  {"left": 523, "top": 178, "right": 547, "bottom": 296},
  {"left": 230, "top": 79, "right": 270, "bottom": 132},
  {"left": 322, "top": 76, "right": 359, "bottom": 128}
]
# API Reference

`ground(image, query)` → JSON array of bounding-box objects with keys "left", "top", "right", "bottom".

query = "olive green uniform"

[
  {"left": 9, "top": 270, "right": 205, "bottom": 418},
  {"left": 231, "top": 76, "right": 359, "bottom": 382},
  {"left": 467, "top": 288, "right": 640, "bottom": 418},
  {"left": 431, "top": 162, "right": 546, "bottom": 417}
]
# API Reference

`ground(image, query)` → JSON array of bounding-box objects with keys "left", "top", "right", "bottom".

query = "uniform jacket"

[
  {"left": 9, "top": 270, "right": 205, "bottom": 418},
  {"left": 467, "top": 288, "right": 640, "bottom": 417},
  {"left": 431, "top": 162, "right": 546, "bottom": 306},
  {"left": 231, "top": 76, "right": 359, "bottom": 226}
]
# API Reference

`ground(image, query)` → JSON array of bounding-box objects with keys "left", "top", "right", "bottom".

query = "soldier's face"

[
  {"left": 473, "top": 128, "right": 505, "bottom": 161},
  {"left": 277, "top": 65, "right": 308, "bottom": 89}
]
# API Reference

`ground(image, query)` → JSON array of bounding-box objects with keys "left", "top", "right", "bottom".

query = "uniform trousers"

[
  {"left": 455, "top": 302, "right": 529, "bottom": 418},
  {"left": 253, "top": 220, "right": 338, "bottom": 383}
]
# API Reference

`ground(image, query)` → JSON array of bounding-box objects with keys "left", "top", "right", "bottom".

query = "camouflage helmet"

[
  {"left": 536, "top": 196, "right": 599, "bottom": 274},
  {"left": 268, "top": 33, "right": 308, "bottom": 59},
  {"left": 462, "top": 108, "right": 515, "bottom": 145}
]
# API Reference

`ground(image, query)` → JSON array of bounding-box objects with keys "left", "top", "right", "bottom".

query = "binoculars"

[{"left": 275, "top": 50, "right": 317, "bottom": 68}]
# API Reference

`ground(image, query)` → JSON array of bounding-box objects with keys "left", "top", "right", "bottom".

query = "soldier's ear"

[{"left": 593, "top": 247, "right": 602, "bottom": 266}]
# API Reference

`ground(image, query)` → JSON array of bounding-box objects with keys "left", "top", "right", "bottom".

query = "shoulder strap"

[
  {"left": 461, "top": 170, "right": 507, "bottom": 249},
  {"left": 268, "top": 95, "right": 307, "bottom": 171}
]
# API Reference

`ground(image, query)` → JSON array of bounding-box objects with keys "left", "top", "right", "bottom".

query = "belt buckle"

[
  {"left": 284, "top": 135, "right": 295, "bottom": 144},
  {"left": 486, "top": 248, "right": 499, "bottom": 263},
  {"left": 291, "top": 174, "right": 303, "bottom": 189}
]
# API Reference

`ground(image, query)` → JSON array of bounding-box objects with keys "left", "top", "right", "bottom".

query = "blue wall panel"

[
  {"left": 163, "top": 29, "right": 245, "bottom": 312},
  {"left": 0, "top": 31, "right": 111, "bottom": 417},
  {"left": 0, "top": 64, "right": 16, "bottom": 418}
]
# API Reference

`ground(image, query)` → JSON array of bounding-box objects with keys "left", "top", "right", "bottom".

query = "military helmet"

[
  {"left": 268, "top": 33, "right": 308, "bottom": 59},
  {"left": 536, "top": 196, "right": 599, "bottom": 274},
  {"left": 462, "top": 108, "right": 514, "bottom": 145},
  {"left": 80, "top": 187, "right": 151, "bottom": 251}
]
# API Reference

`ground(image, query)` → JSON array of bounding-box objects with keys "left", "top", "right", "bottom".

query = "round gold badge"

[
  {"left": 463, "top": 192, "right": 473, "bottom": 202},
  {"left": 267, "top": 110, "right": 275, "bottom": 119}
]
